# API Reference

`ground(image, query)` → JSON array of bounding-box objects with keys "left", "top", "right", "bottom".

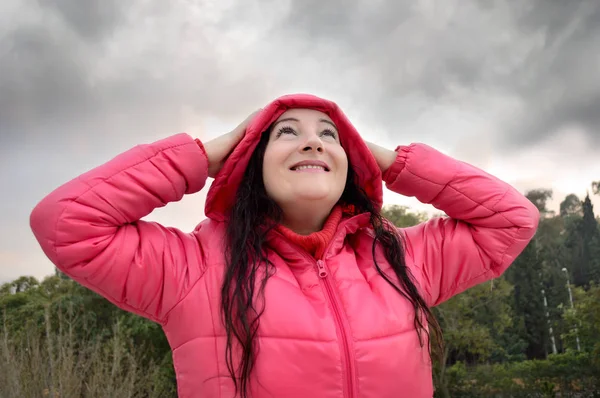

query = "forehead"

[{"left": 275, "top": 108, "right": 334, "bottom": 124}]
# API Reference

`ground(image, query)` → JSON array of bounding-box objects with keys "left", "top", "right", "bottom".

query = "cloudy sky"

[{"left": 1, "top": 0, "right": 599, "bottom": 283}]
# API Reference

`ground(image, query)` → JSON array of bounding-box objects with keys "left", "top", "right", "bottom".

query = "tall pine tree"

[
  {"left": 581, "top": 194, "right": 600, "bottom": 283},
  {"left": 505, "top": 241, "right": 549, "bottom": 359},
  {"left": 567, "top": 194, "right": 600, "bottom": 286},
  {"left": 505, "top": 189, "right": 551, "bottom": 359}
]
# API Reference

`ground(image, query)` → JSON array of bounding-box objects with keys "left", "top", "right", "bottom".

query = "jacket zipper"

[
  {"left": 271, "top": 220, "right": 367, "bottom": 398},
  {"left": 316, "top": 259, "right": 355, "bottom": 398}
]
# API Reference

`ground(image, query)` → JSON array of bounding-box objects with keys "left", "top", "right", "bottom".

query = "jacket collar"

[{"left": 265, "top": 213, "right": 372, "bottom": 264}]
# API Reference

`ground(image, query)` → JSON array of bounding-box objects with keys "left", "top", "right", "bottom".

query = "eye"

[
  {"left": 321, "top": 129, "right": 338, "bottom": 139},
  {"left": 275, "top": 126, "right": 297, "bottom": 138}
]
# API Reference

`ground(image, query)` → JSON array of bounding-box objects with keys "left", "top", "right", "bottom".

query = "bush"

[
  {"left": 0, "top": 290, "right": 177, "bottom": 398},
  {"left": 439, "top": 352, "right": 600, "bottom": 397}
]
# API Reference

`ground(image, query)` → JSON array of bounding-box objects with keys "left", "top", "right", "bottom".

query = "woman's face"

[{"left": 262, "top": 108, "right": 348, "bottom": 210}]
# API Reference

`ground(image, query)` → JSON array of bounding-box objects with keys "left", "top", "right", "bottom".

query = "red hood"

[{"left": 204, "top": 93, "right": 383, "bottom": 221}]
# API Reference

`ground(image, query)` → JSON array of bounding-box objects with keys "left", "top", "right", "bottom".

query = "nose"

[{"left": 300, "top": 132, "right": 324, "bottom": 153}]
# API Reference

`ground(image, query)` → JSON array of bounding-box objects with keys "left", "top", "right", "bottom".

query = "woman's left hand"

[{"left": 364, "top": 140, "right": 398, "bottom": 174}]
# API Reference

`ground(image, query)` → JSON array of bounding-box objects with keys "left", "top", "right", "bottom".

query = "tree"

[
  {"left": 580, "top": 195, "right": 600, "bottom": 284},
  {"left": 504, "top": 189, "right": 554, "bottom": 360},
  {"left": 565, "top": 194, "right": 600, "bottom": 286},
  {"left": 560, "top": 194, "right": 582, "bottom": 218},
  {"left": 562, "top": 283, "right": 600, "bottom": 357},
  {"left": 592, "top": 181, "right": 599, "bottom": 196},
  {"left": 526, "top": 212, "right": 571, "bottom": 353},
  {"left": 525, "top": 189, "right": 554, "bottom": 217},
  {"left": 433, "top": 278, "right": 517, "bottom": 397},
  {"left": 505, "top": 240, "right": 549, "bottom": 359},
  {"left": 381, "top": 204, "right": 429, "bottom": 228},
  {"left": 0, "top": 275, "right": 177, "bottom": 397},
  {"left": 1, "top": 276, "right": 40, "bottom": 294}
]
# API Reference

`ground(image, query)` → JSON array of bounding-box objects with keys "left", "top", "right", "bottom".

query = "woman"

[{"left": 30, "top": 94, "right": 539, "bottom": 398}]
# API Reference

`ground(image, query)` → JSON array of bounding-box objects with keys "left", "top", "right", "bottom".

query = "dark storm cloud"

[
  {"left": 0, "top": 1, "right": 271, "bottom": 151},
  {"left": 2, "top": 0, "right": 599, "bottom": 152},
  {"left": 276, "top": 1, "right": 508, "bottom": 93},
  {"left": 0, "top": 23, "right": 92, "bottom": 142},
  {"left": 271, "top": 0, "right": 600, "bottom": 148},
  {"left": 507, "top": 0, "right": 600, "bottom": 146},
  {"left": 0, "top": 1, "right": 118, "bottom": 146},
  {"left": 38, "top": 0, "right": 125, "bottom": 41}
]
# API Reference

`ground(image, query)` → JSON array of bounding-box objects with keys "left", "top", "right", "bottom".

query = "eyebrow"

[
  {"left": 320, "top": 119, "right": 338, "bottom": 130},
  {"left": 272, "top": 117, "right": 338, "bottom": 131}
]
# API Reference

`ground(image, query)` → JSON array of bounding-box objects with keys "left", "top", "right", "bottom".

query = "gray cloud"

[
  {"left": 3, "top": 0, "right": 599, "bottom": 151},
  {"left": 506, "top": 1, "right": 600, "bottom": 145},
  {"left": 0, "top": 18, "right": 97, "bottom": 144},
  {"left": 0, "top": 1, "right": 275, "bottom": 151},
  {"left": 265, "top": 0, "right": 600, "bottom": 148},
  {"left": 38, "top": 0, "right": 125, "bottom": 41}
]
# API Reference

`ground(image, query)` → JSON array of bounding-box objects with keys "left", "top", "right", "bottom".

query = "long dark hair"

[{"left": 221, "top": 128, "right": 443, "bottom": 397}]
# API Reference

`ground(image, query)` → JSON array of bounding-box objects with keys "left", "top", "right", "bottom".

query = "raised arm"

[
  {"left": 378, "top": 143, "right": 540, "bottom": 307},
  {"left": 30, "top": 133, "right": 210, "bottom": 323}
]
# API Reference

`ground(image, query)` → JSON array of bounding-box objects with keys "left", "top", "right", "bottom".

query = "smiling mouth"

[{"left": 290, "top": 165, "right": 330, "bottom": 172}]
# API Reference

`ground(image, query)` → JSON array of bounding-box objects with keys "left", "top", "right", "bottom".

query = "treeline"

[
  {"left": 1, "top": 184, "right": 599, "bottom": 397},
  {"left": 1, "top": 273, "right": 176, "bottom": 397},
  {"left": 383, "top": 184, "right": 600, "bottom": 396}
]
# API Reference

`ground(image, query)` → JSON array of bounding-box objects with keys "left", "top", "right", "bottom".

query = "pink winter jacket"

[{"left": 30, "top": 94, "right": 540, "bottom": 397}]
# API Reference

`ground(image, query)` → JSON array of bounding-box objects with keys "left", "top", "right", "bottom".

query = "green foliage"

[
  {"left": 441, "top": 352, "right": 599, "bottom": 397},
  {"left": 564, "top": 194, "right": 600, "bottom": 286},
  {"left": 505, "top": 239, "right": 549, "bottom": 359},
  {"left": 432, "top": 278, "right": 525, "bottom": 397},
  {"left": 525, "top": 189, "right": 554, "bottom": 215},
  {"left": 435, "top": 278, "right": 516, "bottom": 363},
  {"left": 562, "top": 283, "right": 600, "bottom": 356},
  {"left": 0, "top": 276, "right": 177, "bottom": 398},
  {"left": 560, "top": 194, "right": 583, "bottom": 218},
  {"left": 381, "top": 204, "right": 429, "bottom": 228}
]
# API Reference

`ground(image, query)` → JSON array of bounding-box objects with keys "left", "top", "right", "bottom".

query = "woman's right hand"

[{"left": 203, "top": 110, "right": 261, "bottom": 178}]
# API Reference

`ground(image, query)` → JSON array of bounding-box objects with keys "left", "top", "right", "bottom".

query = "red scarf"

[{"left": 276, "top": 206, "right": 343, "bottom": 259}]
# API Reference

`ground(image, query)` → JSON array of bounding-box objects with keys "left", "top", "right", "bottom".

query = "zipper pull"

[{"left": 317, "top": 260, "right": 328, "bottom": 278}]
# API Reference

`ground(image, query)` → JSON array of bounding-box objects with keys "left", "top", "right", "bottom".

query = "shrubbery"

[{"left": 441, "top": 353, "right": 599, "bottom": 397}]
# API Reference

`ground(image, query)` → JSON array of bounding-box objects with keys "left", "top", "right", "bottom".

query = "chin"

[{"left": 295, "top": 191, "right": 338, "bottom": 203}]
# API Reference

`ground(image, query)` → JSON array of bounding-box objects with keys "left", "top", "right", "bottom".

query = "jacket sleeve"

[
  {"left": 30, "top": 133, "right": 209, "bottom": 324},
  {"left": 383, "top": 143, "right": 540, "bottom": 307}
]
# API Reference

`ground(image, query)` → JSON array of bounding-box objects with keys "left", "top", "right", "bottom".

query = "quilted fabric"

[{"left": 30, "top": 94, "right": 540, "bottom": 397}]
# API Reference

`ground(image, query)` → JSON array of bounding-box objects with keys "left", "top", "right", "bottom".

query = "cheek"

[
  {"left": 262, "top": 153, "right": 274, "bottom": 188},
  {"left": 337, "top": 165, "right": 349, "bottom": 191},
  {"left": 262, "top": 146, "right": 285, "bottom": 198},
  {"left": 334, "top": 150, "right": 349, "bottom": 185}
]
